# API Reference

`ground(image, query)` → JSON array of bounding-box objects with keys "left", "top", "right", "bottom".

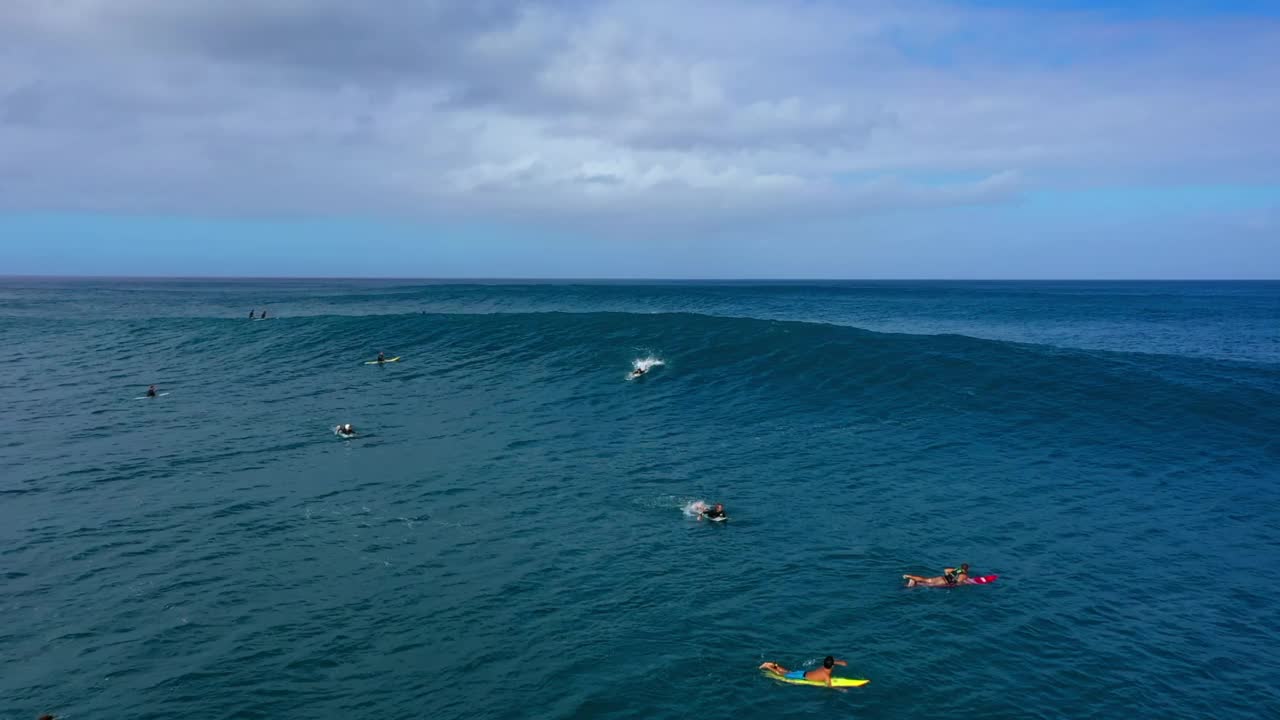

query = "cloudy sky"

[{"left": 2, "top": 0, "right": 1278, "bottom": 278}]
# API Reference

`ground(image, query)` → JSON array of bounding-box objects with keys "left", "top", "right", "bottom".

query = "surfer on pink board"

[
  {"left": 903, "top": 563, "right": 996, "bottom": 587},
  {"left": 760, "top": 656, "right": 848, "bottom": 688}
]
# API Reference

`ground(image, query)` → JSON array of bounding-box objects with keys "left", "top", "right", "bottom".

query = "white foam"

[
  {"left": 628, "top": 356, "right": 665, "bottom": 379},
  {"left": 683, "top": 500, "right": 709, "bottom": 518},
  {"left": 633, "top": 356, "right": 665, "bottom": 371}
]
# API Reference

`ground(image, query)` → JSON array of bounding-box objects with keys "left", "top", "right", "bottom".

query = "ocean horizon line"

[{"left": 2, "top": 274, "right": 1277, "bottom": 283}]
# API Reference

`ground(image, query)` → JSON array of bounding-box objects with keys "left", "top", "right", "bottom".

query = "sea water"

[{"left": 2, "top": 279, "right": 1278, "bottom": 719}]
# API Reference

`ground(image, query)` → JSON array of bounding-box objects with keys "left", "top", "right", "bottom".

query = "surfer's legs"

[
  {"left": 903, "top": 574, "right": 945, "bottom": 586},
  {"left": 759, "top": 662, "right": 789, "bottom": 676}
]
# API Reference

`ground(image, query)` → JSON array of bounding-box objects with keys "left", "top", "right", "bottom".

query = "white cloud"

[{"left": 0, "top": 0, "right": 1277, "bottom": 224}]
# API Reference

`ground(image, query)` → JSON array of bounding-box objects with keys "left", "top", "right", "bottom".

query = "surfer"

[
  {"left": 699, "top": 503, "right": 727, "bottom": 521},
  {"left": 760, "top": 656, "right": 849, "bottom": 687},
  {"left": 261, "top": 309, "right": 268, "bottom": 319},
  {"left": 630, "top": 366, "right": 647, "bottom": 378},
  {"left": 337, "top": 423, "right": 356, "bottom": 437},
  {"left": 146, "top": 385, "right": 158, "bottom": 398},
  {"left": 903, "top": 563, "right": 970, "bottom": 587},
  {"left": 377, "top": 351, "right": 386, "bottom": 364},
  {"left": 249, "top": 309, "right": 255, "bottom": 319}
]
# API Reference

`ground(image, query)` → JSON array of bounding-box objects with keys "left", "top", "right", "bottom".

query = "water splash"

[
  {"left": 629, "top": 356, "right": 665, "bottom": 379},
  {"left": 683, "top": 500, "right": 709, "bottom": 518}
]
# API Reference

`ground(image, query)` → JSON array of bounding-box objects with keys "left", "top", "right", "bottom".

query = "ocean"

[{"left": 2, "top": 278, "right": 1278, "bottom": 719}]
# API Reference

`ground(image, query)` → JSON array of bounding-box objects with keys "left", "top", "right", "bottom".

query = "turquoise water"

[{"left": 2, "top": 279, "right": 1278, "bottom": 719}]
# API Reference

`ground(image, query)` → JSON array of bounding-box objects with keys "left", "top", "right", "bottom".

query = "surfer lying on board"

[
  {"left": 903, "top": 563, "right": 970, "bottom": 587},
  {"left": 337, "top": 423, "right": 356, "bottom": 437},
  {"left": 146, "top": 385, "right": 158, "bottom": 398},
  {"left": 760, "top": 656, "right": 848, "bottom": 687},
  {"left": 699, "top": 503, "right": 727, "bottom": 520},
  {"left": 630, "top": 366, "right": 647, "bottom": 378}
]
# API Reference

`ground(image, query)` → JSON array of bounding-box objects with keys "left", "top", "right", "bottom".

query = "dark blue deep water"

[{"left": 2, "top": 279, "right": 1278, "bottom": 719}]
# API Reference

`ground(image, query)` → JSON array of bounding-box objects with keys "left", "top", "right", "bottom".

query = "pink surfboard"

[{"left": 908, "top": 574, "right": 999, "bottom": 587}]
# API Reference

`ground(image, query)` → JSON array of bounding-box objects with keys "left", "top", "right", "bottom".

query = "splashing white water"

[
  {"left": 629, "top": 356, "right": 665, "bottom": 379},
  {"left": 634, "top": 356, "right": 664, "bottom": 371},
  {"left": 683, "top": 500, "right": 709, "bottom": 518}
]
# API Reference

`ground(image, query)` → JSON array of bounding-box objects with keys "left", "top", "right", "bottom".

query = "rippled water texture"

[{"left": 2, "top": 279, "right": 1278, "bottom": 719}]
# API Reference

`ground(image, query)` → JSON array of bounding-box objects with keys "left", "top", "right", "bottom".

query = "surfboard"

[
  {"left": 134, "top": 392, "right": 171, "bottom": 399},
  {"left": 705, "top": 514, "right": 728, "bottom": 523},
  {"left": 763, "top": 671, "right": 869, "bottom": 688},
  {"left": 909, "top": 574, "right": 998, "bottom": 587},
  {"left": 364, "top": 357, "right": 401, "bottom": 365}
]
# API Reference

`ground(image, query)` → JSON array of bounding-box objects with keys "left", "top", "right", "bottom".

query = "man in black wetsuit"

[{"left": 146, "top": 385, "right": 158, "bottom": 398}]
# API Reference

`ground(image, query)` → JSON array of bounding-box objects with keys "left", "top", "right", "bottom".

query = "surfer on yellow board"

[{"left": 760, "top": 656, "right": 848, "bottom": 687}]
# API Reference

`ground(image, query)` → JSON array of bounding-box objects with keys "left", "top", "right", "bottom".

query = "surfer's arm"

[{"left": 835, "top": 659, "right": 848, "bottom": 666}]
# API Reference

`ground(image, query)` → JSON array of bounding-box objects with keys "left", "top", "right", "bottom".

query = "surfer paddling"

[
  {"left": 760, "top": 656, "right": 848, "bottom": 687},
  {"left": 698, "top": 502, "right": 727, "bottom": 521},
  {"left": 337, "top": 423, "right": 356, "bottom": 437},
  {"left": 903, "top": 563, "right": 970, "bottom": 587}
]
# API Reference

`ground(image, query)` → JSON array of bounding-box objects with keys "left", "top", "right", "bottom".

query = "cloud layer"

[{"left": 2, "top": 0, "right": 1278, "bottom": 225}]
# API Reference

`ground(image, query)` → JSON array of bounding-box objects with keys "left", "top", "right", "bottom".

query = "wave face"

[{"left": 1, "top": 279, "right": 1278, "bottom": 720}]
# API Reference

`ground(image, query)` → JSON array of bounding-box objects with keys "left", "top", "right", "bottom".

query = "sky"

[{"left": 1, "top": 0, "right": 1278, "bottom": 278}]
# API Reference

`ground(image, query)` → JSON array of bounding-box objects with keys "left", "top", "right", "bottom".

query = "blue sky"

[{"left": 1, "top": 0, "right": 1277, "bottom": 278}]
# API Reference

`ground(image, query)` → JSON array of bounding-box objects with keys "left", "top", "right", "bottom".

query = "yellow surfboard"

[{"left": 762, "top": 670, "right": 869, "bottom": 688}]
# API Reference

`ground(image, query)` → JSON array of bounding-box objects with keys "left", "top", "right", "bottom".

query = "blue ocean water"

[{"left": 1, "top": 279, "right": 1278, "bottom": 719}]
